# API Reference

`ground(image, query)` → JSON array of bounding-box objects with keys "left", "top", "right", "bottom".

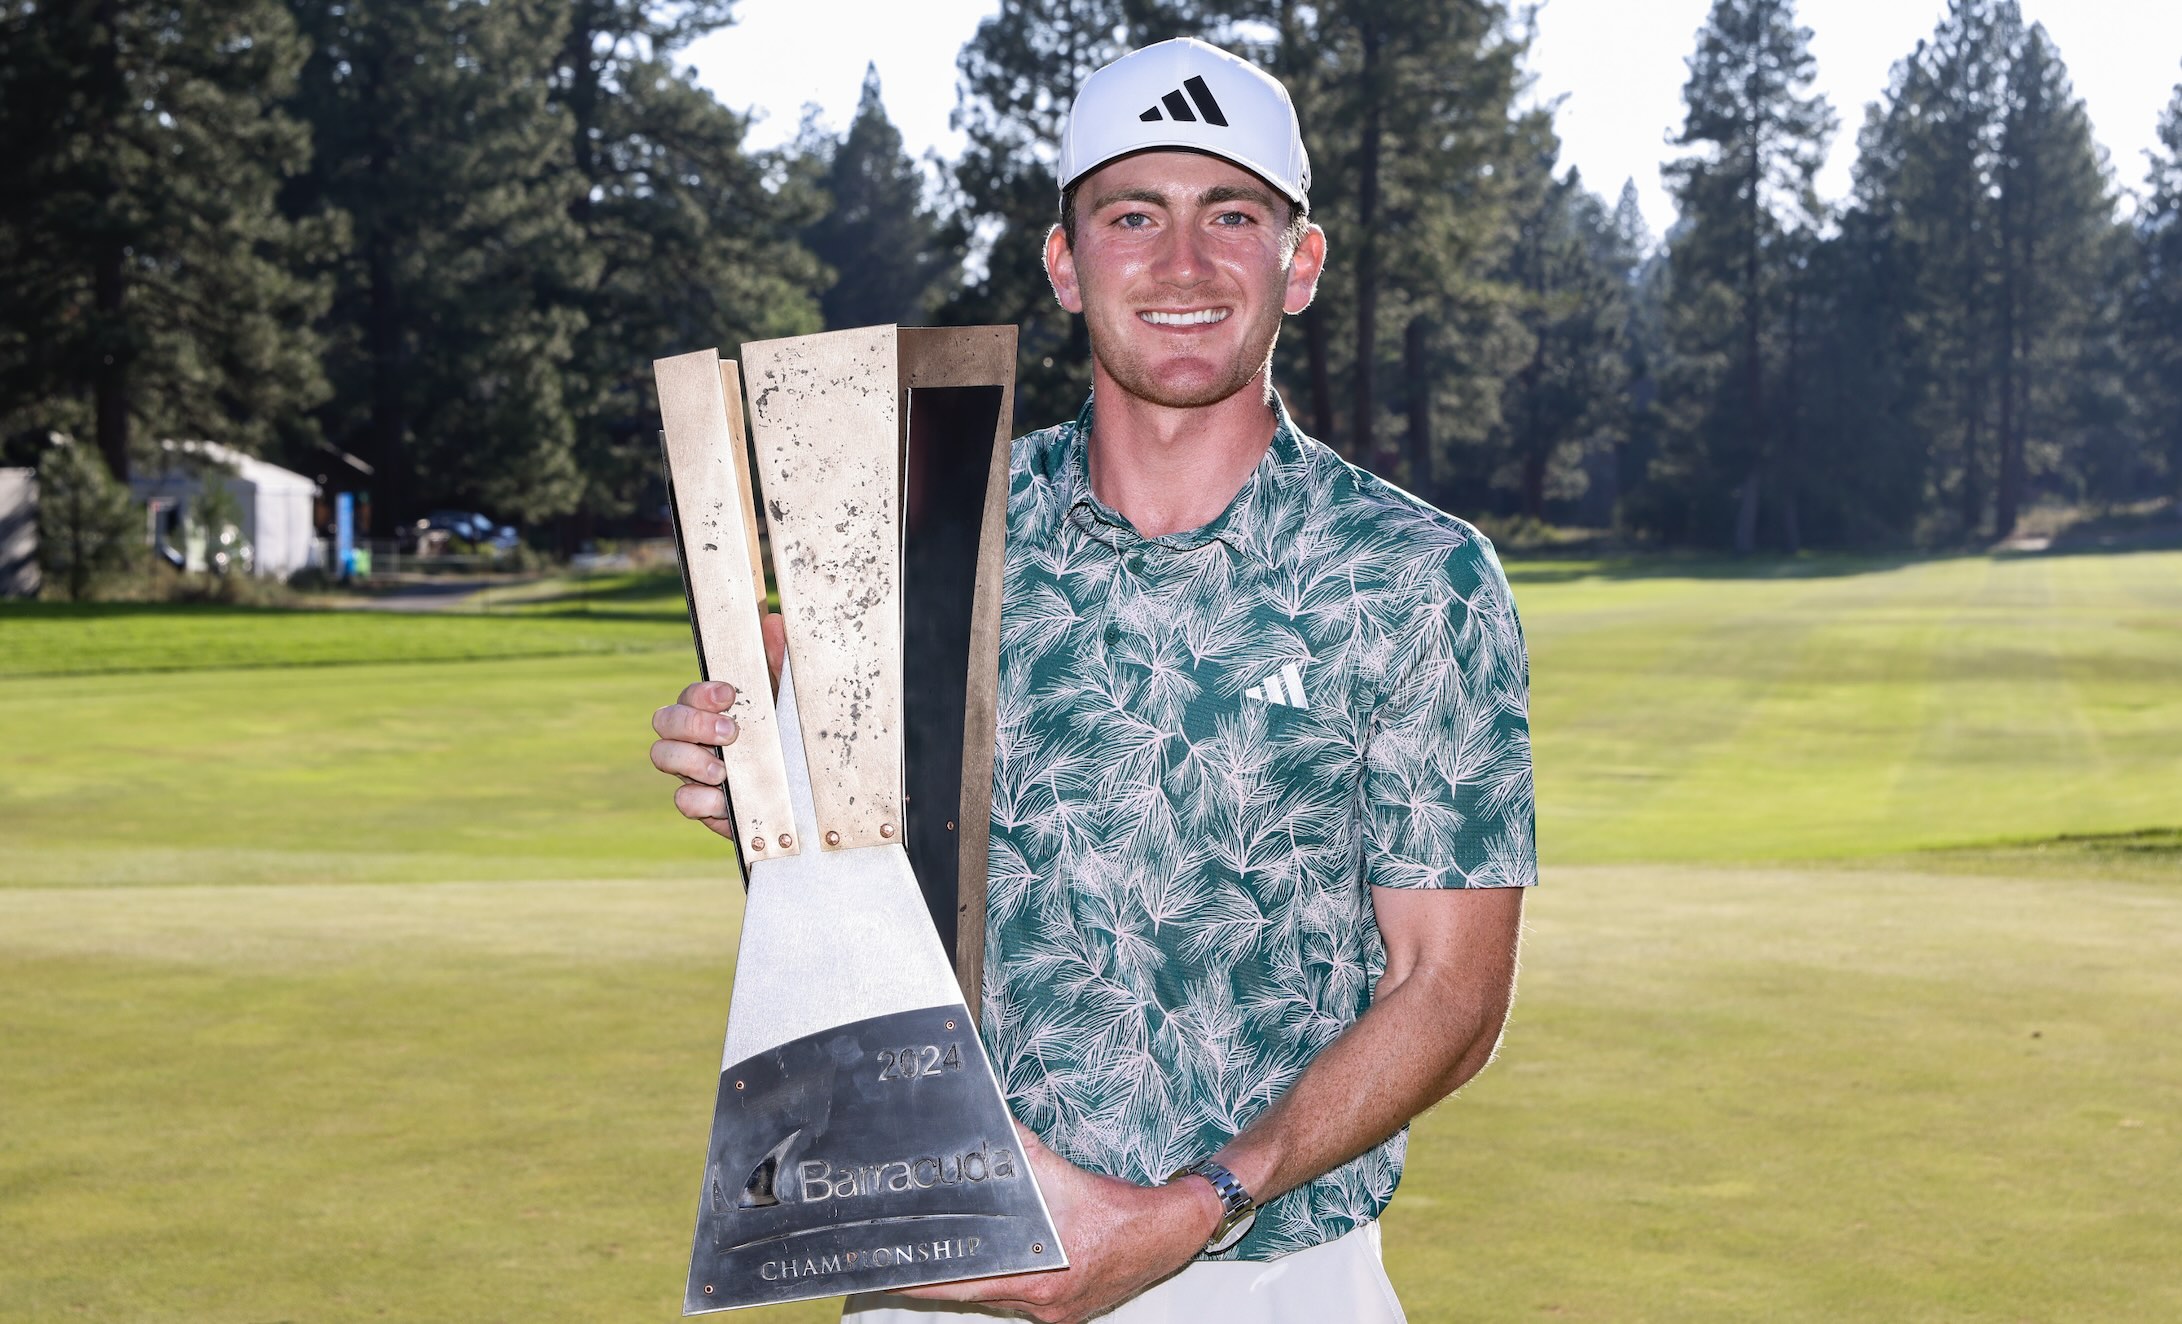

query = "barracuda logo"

[{"left": 796, "top": 1140, "right": 1020, "bottom": 1202}]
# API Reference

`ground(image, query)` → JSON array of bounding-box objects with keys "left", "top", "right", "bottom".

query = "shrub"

[{"left": 36, "top": 442, "right": 139, "bottom": 601}]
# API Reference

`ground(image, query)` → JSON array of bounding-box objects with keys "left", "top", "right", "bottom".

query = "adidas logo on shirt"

[
  {"left": 1243, "top": 661, "right": 1308, "bottom": 709},
  {"left": 1138, "top": 76, "right": 1229, "bottom": 126}
]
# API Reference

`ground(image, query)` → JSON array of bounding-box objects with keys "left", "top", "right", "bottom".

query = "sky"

[{"left": 684, "top": 0, "right": 2182, "bottom": 241}]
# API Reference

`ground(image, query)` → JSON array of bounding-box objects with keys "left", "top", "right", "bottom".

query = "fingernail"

[
  {"left": 714, "top": 716, "right": 737, "bottom": 741},
  {"left": 705, "top": 761, "right": 726, "bottom": 782}
]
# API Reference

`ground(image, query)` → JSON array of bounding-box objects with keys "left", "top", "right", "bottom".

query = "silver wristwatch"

[{"left": 1168, "top": 1156, "right": 1257, "bottom": 1255}]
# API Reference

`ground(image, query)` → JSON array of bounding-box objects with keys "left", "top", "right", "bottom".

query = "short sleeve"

[{"left": 1361, "top": 537, "right": 1537, "bottom": 889}]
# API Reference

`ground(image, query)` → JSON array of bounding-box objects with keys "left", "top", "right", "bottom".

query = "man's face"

[{"left": 1045, "top": 151, "right": 1325, "bottom": 411}]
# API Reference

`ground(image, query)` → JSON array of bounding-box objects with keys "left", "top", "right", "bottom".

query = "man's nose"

[{"left": 1150, "top": 220, "right": 1212, "bottom": 287}]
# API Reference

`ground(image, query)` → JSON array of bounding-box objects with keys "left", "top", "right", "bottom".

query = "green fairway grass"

[
  {"left": 3, "top": 865, "right": 2175, "bottom": 1322},
  {"left": 1, "top": 548, "right": 2176, "bottom": 1320},
  {"left": 0, "top": 593, "right": 688, "bottom": 679}
]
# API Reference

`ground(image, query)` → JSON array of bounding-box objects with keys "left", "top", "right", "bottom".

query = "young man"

[{"left": 649, "top": 38, "right": 1534, "bottom": 1324}]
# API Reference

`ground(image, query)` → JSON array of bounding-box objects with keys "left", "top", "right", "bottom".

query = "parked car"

[{"left": 404, "top": 510, "right": 520, "bottom": 554}]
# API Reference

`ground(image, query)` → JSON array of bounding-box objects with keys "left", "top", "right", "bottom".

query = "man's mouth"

[{"left": 1138, "top": 308, "right": 1230, "bottom": 327}]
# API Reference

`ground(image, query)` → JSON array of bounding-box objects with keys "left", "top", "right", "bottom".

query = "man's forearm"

[{"left": 1209, "top": 886, "right": 1523, "bottom": 1208}]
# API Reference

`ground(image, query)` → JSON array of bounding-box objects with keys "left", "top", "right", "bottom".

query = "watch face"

[{"left": 1206, "top": 1208, "right": 1255, "bottom": 1255}]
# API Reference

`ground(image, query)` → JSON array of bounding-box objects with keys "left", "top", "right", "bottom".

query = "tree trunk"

[
  {"left": 1781, "top": 263, "right": 1803, "bottom": 554},
  {"left": 1734, "top": 468, "right": 1761, "bottom": 554},
  {"left": 1959, "top": 406, "right": 1984, "bottom": 538},
  {"left": 1994, "top": 127, "right": 2037, "bottom": 540},
  {"left": 91, "top": 0, "right": 129, "bottom": 480},
  {"left": 1403, "top": 314, "right": 1432, "bottom": 500},
  {"left": 361, "top": 48, "right": 407, "bottom": 536},
  {"left": 1518, "top": 340, "right": 1545, "bottom": 520},
  {"left": 94, "top": 240, "right": 129, "bottom": 481},
  {"left": 1350, "top": 18, "right": 1382, "bottom": 470},
  {"left": 1276, "top": 0, "right": 1335, "bottom": 447},
  {"left": 1304, "top": 304, "right": 1336, "bottom": 445},
  {"left": 563, "top": 1, "right": 600, "bottom": 227},
  {"left": 1738, "top": 125, "right": 1763, "bottom": 556},
  {"left": 1521, "top": 451, "right": 1547, "bottom": 521}
]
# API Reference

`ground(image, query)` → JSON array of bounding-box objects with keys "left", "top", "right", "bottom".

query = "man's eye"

[
  {"left": 1117, "top": 212, "right": 1151, "bottom": 228},
  {"left": 1215, "top": 211, "right": 1255, "bottom": 227}
]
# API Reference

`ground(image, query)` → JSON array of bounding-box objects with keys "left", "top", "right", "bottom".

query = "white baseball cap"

[{"left": 1058, "top": 38, "right": 1311, "bottom": 205}]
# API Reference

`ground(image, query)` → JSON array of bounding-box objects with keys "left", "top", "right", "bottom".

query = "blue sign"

[{"left": 335, "top": 491, "right": 355, "bottom": 580}]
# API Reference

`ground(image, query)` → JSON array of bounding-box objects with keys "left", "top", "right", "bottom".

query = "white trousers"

[{"left": 840, "top": 1222, "right": 1406, "bottom": 1324}]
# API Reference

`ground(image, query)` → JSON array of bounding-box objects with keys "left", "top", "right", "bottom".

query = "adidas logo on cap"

[
  {"left": 1058, "top": 37, "right": 1311, "bottom": 203},
  {"left": 1139, "top": 76, "right": 1228, "bottom": 126}
]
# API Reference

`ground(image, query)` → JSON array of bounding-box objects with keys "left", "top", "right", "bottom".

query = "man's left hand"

[{"left": 893, "top": 1126, "right": 1220, "bottom": 1324}]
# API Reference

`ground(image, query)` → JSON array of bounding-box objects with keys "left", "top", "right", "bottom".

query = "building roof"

[{"left": 138, "top": 440, "right": 319, "bottom": 495}]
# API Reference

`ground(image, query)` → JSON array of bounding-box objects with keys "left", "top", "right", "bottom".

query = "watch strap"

[{"left": 1167, "top": 1157, "right": 1256, "bottom": 1254}]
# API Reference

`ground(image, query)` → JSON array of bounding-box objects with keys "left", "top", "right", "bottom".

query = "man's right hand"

[
  {"left": 650, "top": 610, "right": 786, "bottom": 840},
  {"left": 651, "top": 679, "right": 744, "bottom": 840}
]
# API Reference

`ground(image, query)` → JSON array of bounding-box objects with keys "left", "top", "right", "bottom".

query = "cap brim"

[{"left": 1060, "top": 142, "right": 1306, "bottom": 206}]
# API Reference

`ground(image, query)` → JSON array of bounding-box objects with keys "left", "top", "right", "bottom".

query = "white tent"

[{"left": 131, "top": 441, "right": 321, "bottom": 579}]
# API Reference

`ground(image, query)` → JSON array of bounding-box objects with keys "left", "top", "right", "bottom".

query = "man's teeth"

[{"left": 1140, "top": 309, "right": 1230, "bottom": 326}]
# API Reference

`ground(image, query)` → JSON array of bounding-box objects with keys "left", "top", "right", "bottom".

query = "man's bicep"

[{"left": 1368, "top": 883, "right": 1523, "bottom": 1000}]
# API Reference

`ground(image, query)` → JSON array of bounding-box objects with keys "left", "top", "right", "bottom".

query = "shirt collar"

[{"left": 1042, "top": 390, "right": 1305, "bottom": 555}]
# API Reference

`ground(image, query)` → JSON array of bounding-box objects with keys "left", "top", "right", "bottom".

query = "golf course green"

[{"left": 2, "top": 549, "right": 2176, "bottom": 1321}]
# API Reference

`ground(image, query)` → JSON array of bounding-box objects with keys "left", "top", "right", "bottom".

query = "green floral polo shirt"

[{"left": 980, "top": 393, "right": 1536, "bottom": 1261}]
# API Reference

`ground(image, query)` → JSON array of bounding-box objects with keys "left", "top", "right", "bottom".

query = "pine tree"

[
  {"left": 288, "top": 0, "right": 589, "bottom": 529},
  {"left": 1990, "top": 25, "right": 2119, "bottom": 532},
  {"left": 1273, "top": 0, "right": 1527, "bottom": 489},
  {"left": 2129, "top": 72, "right": 2182, "bottom": 499},
  {"left": 805, "top": 66, "right": 958, "bottom": 330},
  {"left": 33, "top": 439, "right": 139, "bottom": 600},
  {"left": 549, "top": 0, "right": 825, "bottom": 525},
  {"left": 1853, "top": 3, "right": 2122, "bottom": 538},
  {"left": 1873, "top": 1, "right": 2019, "bottom": 538},
  {"left": 1660, "top": 0, "right": 1834, "bottom": 552},
  {"left": 1493, "top": 152, "right": 1629, "bottom": 520},
  {"left": 0, "top": 0, "right": 332, "bottom": 479},
  {"left": 944, "top": 0, "right": 1139, "bottom": 430}
]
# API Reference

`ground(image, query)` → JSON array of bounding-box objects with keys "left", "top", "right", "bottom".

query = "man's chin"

[{"left": 1098, "top": 356, "right": 1265, "bottom": 411}]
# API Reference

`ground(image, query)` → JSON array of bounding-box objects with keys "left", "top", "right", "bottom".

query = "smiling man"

[{"left": 650, "top": 37, "right": 1535, "bottom": 1324}]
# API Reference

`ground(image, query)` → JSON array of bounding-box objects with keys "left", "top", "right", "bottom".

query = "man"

[{"left": 649, "top": 38, "right": 1533, "bottom": 1324}]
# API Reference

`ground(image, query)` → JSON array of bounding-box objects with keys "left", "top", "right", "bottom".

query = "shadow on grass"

[
  {"left": 1503, "top": 538, "right": 2182, "bottom": 587},
  {"left": 1500, "top": 550, "right": 1957, "bottom": 586},
  {"left": 1860, "top": 827, "right": 2182, "bottom": 886},
  {"left": 0, "top": 600, "right": 335, "bottom": 622}
]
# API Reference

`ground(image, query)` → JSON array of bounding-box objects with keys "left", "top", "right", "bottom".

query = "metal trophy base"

[
  {"left": 689, "top": 1004, "right": 1057, "bottom": 1309},
  {"left": 682, "top": 663, "right": 1064, "bottom": 1312}
]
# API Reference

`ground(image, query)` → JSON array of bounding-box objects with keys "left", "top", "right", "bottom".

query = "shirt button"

[{"left": 1103, "top": 625, "right": 1120, "bottom": 646}]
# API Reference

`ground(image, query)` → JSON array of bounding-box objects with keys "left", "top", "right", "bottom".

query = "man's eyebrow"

[
  {"left": 1199, "top": 183, "right": 1279, "bottom": 210},
  {"left": 1087, "top": 186, "right": 1172, "bottom": 212}
]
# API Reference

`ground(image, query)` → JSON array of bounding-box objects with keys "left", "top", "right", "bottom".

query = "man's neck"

[{"left": 1084, "top": 365, "right": 1279, "bottom": 539}]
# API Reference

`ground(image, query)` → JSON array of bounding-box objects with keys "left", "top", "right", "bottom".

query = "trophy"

[{"left": 654, "top": 326, "right": 1064, "bottom": 1312}]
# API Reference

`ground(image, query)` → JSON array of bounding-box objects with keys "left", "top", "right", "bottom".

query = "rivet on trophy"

[
  {"left": 880, "top": 822, "right": 896, "bottom": 838},
  {"left": 749, "top": 836, "right": 764, "bottom": 851},
  {"left": 825, "top": 829, "right": 841, "bottom": 846},
  {"left": 777, "top": 833, "right": 792, "bottom": 849}
]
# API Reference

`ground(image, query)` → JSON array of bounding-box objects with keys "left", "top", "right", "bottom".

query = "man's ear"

[
  {"left": 1045, "top": 223, "right": 1085, "bottom": 314},
  {"left": 1284, "top": 224, "right": 1328, "bottom": 316}
]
